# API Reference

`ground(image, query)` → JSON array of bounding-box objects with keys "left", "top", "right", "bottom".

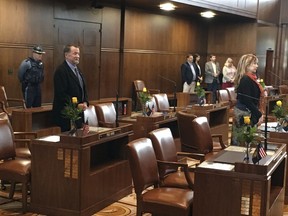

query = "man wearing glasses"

[{"left": 18, "top": 45, "right": 45, "bottom": 108}]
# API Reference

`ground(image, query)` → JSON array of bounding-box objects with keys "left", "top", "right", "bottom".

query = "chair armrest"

[
  {"left": 14, "top": 132, "right": 37, "bottom": 137},
  {"left": 0, "top": 101, "right": 9, "bottom": 114},
  {"left": 211, "top": 134, "right": 227, "bottom": 149},
  {"left": 157, "top": 160, "right": 194, "bottom": 189},
  {"left": 176, "top": 152, "right": 205, "bottom": 162},
  {"left": 7, "top": 98, "right": 26, "bottom": 108}
]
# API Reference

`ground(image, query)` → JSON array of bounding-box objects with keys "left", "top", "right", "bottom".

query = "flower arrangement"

[
  {"left": 233, "top": 116, "right": 261, "bottom": 162},
  {"left": 258, "top": 78, "right": 266, "bottom": 88},
  {"left": 272, "top": 100, "right": 287, "bottom": 119},
  {"left": 61, "top": 97, "right": 83, "bottom": 132},
  {"left": 138, "top": 87, "right": 152, "bottom": 106},
  {"left": 195, "top": 82, "right": 205, "bottom": 98}
]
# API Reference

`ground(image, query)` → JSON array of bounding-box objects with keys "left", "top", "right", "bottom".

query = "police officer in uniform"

[{"left": 18, "top": 45, "right": 45, "bottom": 108}]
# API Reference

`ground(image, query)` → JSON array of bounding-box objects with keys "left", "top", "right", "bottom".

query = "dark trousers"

[
  {"left": 207, "top": 79, "right": 219, "bottom": 103},
  {"left": 24, "top": 84, "right": 41, "bottom": 108}
]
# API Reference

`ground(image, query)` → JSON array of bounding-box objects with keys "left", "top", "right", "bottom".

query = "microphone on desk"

[
  {"left": 115, "top": 91, "right": 119, "bottom": 127},
  {"left": 158, "top": 75, "right": 177, "bottom": 112}
]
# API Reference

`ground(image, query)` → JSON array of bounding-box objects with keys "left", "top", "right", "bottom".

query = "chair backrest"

[
  {"left": 95, "top": 103, "right": 116, "bottom": 127},
  {"left": 279, "top": 85, "right": 288, "bottom": 94},
  {"left": 217, "top": 89, "right": 230, "bottom": 104},
  {"left": 226, "top": 87, "right": 237, "bottom": 106},
  {"left": 0, "top": 119, "right": 16, "bottom": 159},
  {"left": 149, "top": 128, "right": 178, "bottom": 177},
  {"left": 177, "top": 111, "right": 197, "bottom": 147},
  {"left": 189, "top": 116, "right": 213, "bottom": 154},
  {"left": 153, "top": 93, "right": 169, "bottom": 112},
  {"left": 127, "top": 138, "right": 159, "bottom": 194},
  {"left": 84, "top": 105, "right": 98, "bottom": 126},
  {"left": 133, "top": 80, "right": 146, "bottom": 92}
]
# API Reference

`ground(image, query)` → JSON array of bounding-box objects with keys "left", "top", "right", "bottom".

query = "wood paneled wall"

[{"left": 0, "top": 0, "right": 286, "bottom": 104}]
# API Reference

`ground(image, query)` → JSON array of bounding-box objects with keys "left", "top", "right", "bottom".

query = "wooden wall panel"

[
  {"left": 258, "top": 0, "right": 281, "bottom": 24},
  {"left": 206, "top": 22, "right": 257, "bottom": 69},
  {"left": 100, "top": 52, "right": 120, "bottom": 98}
]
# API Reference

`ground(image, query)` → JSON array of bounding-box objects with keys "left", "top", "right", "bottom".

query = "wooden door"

[{"left": 54, "top": 19, "right": 101, "bottom": 100}]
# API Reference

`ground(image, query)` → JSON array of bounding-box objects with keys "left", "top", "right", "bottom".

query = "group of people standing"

[
  {"left": 181, "top": 54, "right": 237, "bottom": 103},
  {"left": 181, "top": 53, "right": 264, "bottom": 131}
]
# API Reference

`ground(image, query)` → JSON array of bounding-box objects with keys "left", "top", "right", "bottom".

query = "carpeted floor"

[{"left": 0, "top": 184, "right": 151, "bottom": 216}]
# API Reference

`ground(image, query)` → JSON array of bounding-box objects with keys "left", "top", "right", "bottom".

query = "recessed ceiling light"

[
  {"left": 200, "top": 11, "right": 216, "bottom": 18},
  {"left": 160, "top": 3, "right": 176, "bottom": 11}
]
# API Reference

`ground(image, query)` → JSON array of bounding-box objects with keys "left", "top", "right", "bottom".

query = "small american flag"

[{"left": 252, "top": 143, "right": 267, "bottom": 164}]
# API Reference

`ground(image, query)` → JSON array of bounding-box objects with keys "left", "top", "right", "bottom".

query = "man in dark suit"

[
  {"left": 181, "top": 54, "right": 200, "bottom": 93},
  {"left": 52, "top": 44, "right": 89, "bottom": 132}
]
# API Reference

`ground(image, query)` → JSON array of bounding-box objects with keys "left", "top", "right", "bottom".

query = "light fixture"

[
  {"left": 200, "top": 11, "right": 216, "bottom": 18},
  {"left": 160, "top": 2, "right": 176, "bottom": 11}
]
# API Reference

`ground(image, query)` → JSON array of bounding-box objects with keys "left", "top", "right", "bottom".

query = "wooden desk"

[
  {"left": 176, "top": 91, "right": 212, "bottom": 108},
  {"left": 194, "top": 144, "right": 287, "bottom": 216},
  {"left": 30, "top": 128, "right": 132, "bottom": 216},
  {"left": 11, "top": 104, "right": 60, "bottom": 137},
  {"left": 187, "top": 105, "right": 229, "bottom": 145},
  {"left": 120, "top": 113, "right": 178, "bottom": 140},
  {"left": 268, "top": 131, "right": 288, "bottom": 203}
]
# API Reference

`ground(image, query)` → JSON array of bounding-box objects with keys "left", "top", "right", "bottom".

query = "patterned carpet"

[{"left": 0, "top": 184, "right": 151, "bottom": 216}]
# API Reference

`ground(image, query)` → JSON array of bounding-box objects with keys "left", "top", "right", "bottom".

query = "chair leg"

[
  {"left": 8, "top": 182, "right": 16, "bottom": 199},
  {"left": 21, "top": 182, "right": 28, "bottom": 213}
]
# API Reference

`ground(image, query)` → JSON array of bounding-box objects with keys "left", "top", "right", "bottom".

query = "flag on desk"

[{"left": 252, "top": 143, "right": 267, "bottom": 164}]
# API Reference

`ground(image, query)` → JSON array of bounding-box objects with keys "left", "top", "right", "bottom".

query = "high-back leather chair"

[
  {"left": 226, "top": 87, "right": 237, "bottom": 106},
  {"left": 0, "top": 119, "right": 31, "bottom": 213},
  {"left": 95, "top": 103, "right": 116, "bottom": 128},
  {"left": 83, "top": 105, "right": 99, "bottom": 126},
  {"left": 0, "top": 86, "right": 26, "bottom": 115},
  {"left": 149, "top": 128, "right": 204, "bottom": 189},
  {"left": 178, "top": 115, "right": 226, "bottom": 158},
  {"left": 279, "top": 85, "right": 288, "bottom": 94},
  {"left": 177, "top": 111, "right": 197, "bottom": 146},
  {"left": 217, "top": 89, "right": 234, "bottom": 120},
  {"left": 127, "top": 138, "right": 194, "bottom": 216},
  {"left": 153, "top": 93, "right": 170, "bottom": 112}
]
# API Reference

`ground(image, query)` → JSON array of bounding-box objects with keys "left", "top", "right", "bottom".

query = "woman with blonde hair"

[
  {"left": 222, "top": 57, "right": 236, "bottom": 89},
  {"left": 234, "top": 54, "right": 264, "bottom": 127}
]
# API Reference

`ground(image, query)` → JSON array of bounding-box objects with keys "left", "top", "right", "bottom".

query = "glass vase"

[
  {"left": 243, "top": 142, "right": 250, "bottom": 163},
  {"left": 141, "top": 103, "right": 147, "bottom": 116},
  {"left": 69, "top": 120, "right": 77, "bottom": 136}
]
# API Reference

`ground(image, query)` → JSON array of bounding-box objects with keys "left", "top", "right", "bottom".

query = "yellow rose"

[
  {"left": 196, "top": 82, "right": 200, "bottom": 86},
  {"left": 260, "top": 79, "right": 263, "bottom": 82},
  {"left": 243, "top": 116, "right": 250, "bottom": 125},
  {"left": 276, "top": 100, "right": 282, "bottom": 107},
  {"left": 72, "top": 97, "right": 78, "bottom": 104},
  {"left": 143, "top": 87, "right": 147, "bottom": 92}
]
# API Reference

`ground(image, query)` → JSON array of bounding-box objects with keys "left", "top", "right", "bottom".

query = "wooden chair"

[
  {"left": 0, "top": 112, "right": 36, "bottom": 159},
  {"left": 133, "top": 80, "right": 160, "bottom": 111},
  {"left": 83, "top": 105, "right": 99, "bottom": 126},
  {"left": 149, "top": 127, "right": 204, "bottom": 189},
  {"left": 177, "top": 115, "right": 226, "bottom": 159},
  {"left": 153, "top": 93, "right": 170, "bottom": 112},
  {"left": 95, "top": 103, "right": 116, "bottom": 128},
  {"left": 0, "top": 86, "right": 26, "bottom": 115},
  {"left": 0, "top": 119, "right": 31, "bottom": 213},
  {"left": 127, "top": 138, "right": 194, "bottom": 216}
]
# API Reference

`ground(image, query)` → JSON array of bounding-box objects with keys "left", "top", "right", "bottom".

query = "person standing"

[
  {"left": 222, "top": 57, "right": 237, "bottom": 89},
  {"left": 18, "top": 45, "right": 45, "bottom": 108},
  {"left": 193, "top": 53, "right": 203, "bottom": 82},
  {"left": 233, "top": 54, "right": 264, "bottom": 127},
  {"left": 204, "top": 54, "right": 221, "bottom": 103},
  {"left": 52, "top": 44, "right": 89, "bottom": 132},
  {"left": 181, "top": 54, "right": 200, "bottom": 93}
]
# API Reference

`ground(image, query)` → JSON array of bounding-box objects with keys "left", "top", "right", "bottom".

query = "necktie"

[{"left": 74, "top": 68, "right": 84, "bottom": 100}]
